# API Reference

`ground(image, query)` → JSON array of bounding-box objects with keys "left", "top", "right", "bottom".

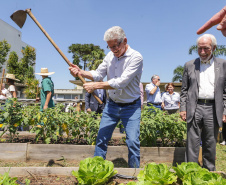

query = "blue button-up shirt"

[
  {"left": 145, "top": 83, "right": 162, "bottom": 104},
  {"left": 90, "top": 46, "right": 143, "bottom": 103}
]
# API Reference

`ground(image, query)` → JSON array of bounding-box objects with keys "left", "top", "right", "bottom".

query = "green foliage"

[
  {"left": 0, "top": 40, "right": 10, "bottom": 73},
  {"left": 137, "top": 162, "right": 177, "bottom": 185},
  {"left": 173, "top": 162, "right": 202, "bottom": 180},
  {"left": 172, "top": 65, "right": 184, "bottom": 82},
  {"left": 71, "top": 156, "right": 117, "bottom": 185},
  {"left": 7, "top": 46, "right": 36, "bottom": 83},
  {"left": 24, "top": 78, "right": 40, "bottom": 99},
  {"left": 6, "top": 51, "right": 19, "bottom": 74},
  {"left": 183, "top": 168, "right": 226, "bottom": 185},
  {"left": 0, "top": 99, "right": 23, "bottom": 141},
  {"left": 0, "top": 171, "right": 18, "bottom": 185},
  {"left": 140, "top": 105, "right": 186, "bottom": 147},
  {"left": 68, "top": 43, "right": 105, "bottom": 79},
  {"left": 0, "top": 103, "right": 101, "bottom": 144}
]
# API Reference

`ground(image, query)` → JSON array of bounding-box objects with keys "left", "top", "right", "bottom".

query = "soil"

[{"left": 16, "top": 175, "right": 138, "bottom": 185}]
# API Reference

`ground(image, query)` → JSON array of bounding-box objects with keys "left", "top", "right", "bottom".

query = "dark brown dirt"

[{"left": 16, "top": 175, "right": 138, "bottom": 185}]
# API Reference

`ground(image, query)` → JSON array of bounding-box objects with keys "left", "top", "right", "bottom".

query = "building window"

[
  {"left": 57, "top": 94, "right": 64, "bottom": 99},
  {"left": 65, "top": 94, "right": 71, "bottom": 99},
  {"left": 22, "top": 46, "right": 25, "bottom": 50}
]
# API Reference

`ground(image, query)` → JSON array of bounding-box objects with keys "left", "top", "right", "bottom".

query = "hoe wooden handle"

[{"left": 25, "top": 9, "right": 103, "bottom": 104}]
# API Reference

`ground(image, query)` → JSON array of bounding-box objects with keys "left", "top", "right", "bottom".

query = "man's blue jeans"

[{"left": 94, "top": 98, "right": 141, "bottom": 168}]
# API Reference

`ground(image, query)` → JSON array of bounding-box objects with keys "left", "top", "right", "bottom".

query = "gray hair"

[
  {"left": 151, "top": 75, "right": 159, "bottom": 81},
  {"left": 197, "top": 34, "right": 217, "bottom": 47},
  {"left": 104, "top": 26, "right": 126, "bottom": 42}
]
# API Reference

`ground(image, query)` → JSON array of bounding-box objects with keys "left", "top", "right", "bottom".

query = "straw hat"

[
  {"left": 35, "top": 68, "right": 55, "bottom": 76},
  {"left": 0, "top": 73, "right": 20, "bottom": 81}
]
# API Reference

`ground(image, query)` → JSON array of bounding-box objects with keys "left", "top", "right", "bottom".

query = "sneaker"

[{"left": 220, "top": 140, "right": 225, "bottom": 145}]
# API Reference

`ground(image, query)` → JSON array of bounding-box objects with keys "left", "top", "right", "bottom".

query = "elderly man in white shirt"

[
  {"left": 180, "top": 34, "right": 226, "bottom": 171},
  {"left": 69, "top": 26, "right": 143, "bottom": 168}
]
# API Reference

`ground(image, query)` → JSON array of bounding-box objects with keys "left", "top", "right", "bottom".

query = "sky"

[{"left": 1, "top": 0, "right": 226, "bottom": 89}]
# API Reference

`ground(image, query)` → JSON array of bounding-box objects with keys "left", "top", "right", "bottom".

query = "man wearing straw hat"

[{"left": 35, "top": 68, "right": 55, "bottom": 111}]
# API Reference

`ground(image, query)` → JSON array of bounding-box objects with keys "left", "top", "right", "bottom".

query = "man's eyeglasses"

[
  {"left": 107, "top": 40, "right": 123, "bottom": 50},
  {"left": 158, "top": 79, "right": 160, "bottom": 81}
]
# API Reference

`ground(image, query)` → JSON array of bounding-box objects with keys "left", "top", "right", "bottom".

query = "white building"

[{"left": 0, "top": 19, "right": 33, "bottom": 76}]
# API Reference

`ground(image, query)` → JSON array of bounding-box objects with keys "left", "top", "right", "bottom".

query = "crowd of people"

[{"left": 1, "top": 5, "right": 226, "bottom": 170}]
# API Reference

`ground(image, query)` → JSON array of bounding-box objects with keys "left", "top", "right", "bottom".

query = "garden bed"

[
  {"left": 0, "top": 143, "right": 185, "bottom": 165},
  {"left": 0, "top": 167, "right": 225, "bottom": 185}
]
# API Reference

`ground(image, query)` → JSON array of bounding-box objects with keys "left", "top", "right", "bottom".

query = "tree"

[
  {"left": 24, "top": 78, "right": 40, "bottom": 99},
  {"left": 0, "top": 40, "right": 11, "bottom": 72},
  {"left": 172, "top": 65, "right": 184, "bottom": 82},
  {"left": 7, "top": 46, "right": 36, "bottom": 83},
  {"left": 7, "top": 51, "right": 19, "bottom": 74},
  {"left": 68, "top": 44, "right": 105, "bottom": 71}
]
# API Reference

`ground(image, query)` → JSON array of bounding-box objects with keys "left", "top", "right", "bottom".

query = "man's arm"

[
  {"left": 69, "top": 64, "right": 94, "bottom": 81},
  {"left": 43, "top": 91, "right": 51, "bottom": 110},
  {"left": 197, "top": 6, "right": 226, "bottom": 37},
  {"left": 150, "top": 81, "right": 160, "bottom": 95},
  {"left": 223, "top": 62, "right": 226, "bottom": 122},
  {"left": 180, "top": 63, "right": 188, "bottom": 121}
]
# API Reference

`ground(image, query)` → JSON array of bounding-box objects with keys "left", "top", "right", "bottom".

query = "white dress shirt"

[
  {"left": 198, "top": 58, "right": 215, "bottom": 99},
  {"left": 90, "top": 46, "right": 143, "bottom": 103},
  {"left": 162, "top": 92, "right": 180, "bottom": 110}
]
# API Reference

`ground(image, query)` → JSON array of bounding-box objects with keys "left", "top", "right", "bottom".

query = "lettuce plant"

[
  {"left": 137, "top": 162, "right": 177, "bottom": 185},
  {"left": 173, "top": 162, "right": 203, "bottom": 179},
  {"left": 183, "top": 169, "right": 226, "bottom": 185},
  {"left": 71, "top": 156, "right": 117, "bottom": 185}
]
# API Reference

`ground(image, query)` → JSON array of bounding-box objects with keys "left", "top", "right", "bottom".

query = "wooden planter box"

[{"left": 0, "top": 143, "right": 185, "bottom": 164}]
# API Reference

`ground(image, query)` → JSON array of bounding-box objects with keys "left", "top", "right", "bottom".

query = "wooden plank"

[
  {"left": 27, "top": 144, "right": 95, "bottom": 161},
  {"left": 0, "top": 143, "right": 27, "bottom": 161}
]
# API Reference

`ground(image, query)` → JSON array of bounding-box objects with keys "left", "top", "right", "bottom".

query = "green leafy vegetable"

[
  {"left": 137, "top": 162, "right": 177, "bottom": 185},
  {"left": 173, "top": 162, "right": 203, "bottom": 179},
  {"left": 71, "top": 156, "right": 117, "bottom": 185},
  {"left": 183, "top": 169, "right": 226, "bottom": 185}
]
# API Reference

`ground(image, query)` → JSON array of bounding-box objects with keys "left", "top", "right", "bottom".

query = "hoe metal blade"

[{"left": 10, "top": 10, "right": 27, "bottom": 28}]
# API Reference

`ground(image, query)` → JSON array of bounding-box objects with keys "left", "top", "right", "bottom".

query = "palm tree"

[{"left": 172, "top": 65, "right": 184, "bottom": 82}]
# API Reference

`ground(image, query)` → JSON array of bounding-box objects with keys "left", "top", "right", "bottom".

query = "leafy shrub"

[
  {"left": 0, "top": 98, "right": 23, "bottom": 141},
  {"left": 140, "top": 105, "right": 186, "bottom": 147},
  {"left": 71, "top": 156, "right": 117, "bottom": 185}
]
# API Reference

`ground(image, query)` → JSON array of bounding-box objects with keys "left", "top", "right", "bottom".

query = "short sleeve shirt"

[
  {"left": 145, "top": 83, "right": 162, "bottom": 103},
  {"left": 40, "top": 77, "right": 55, "bottom": 111},
  {"left": 162, "top": 92, "right": 180, "bottom": 110}
]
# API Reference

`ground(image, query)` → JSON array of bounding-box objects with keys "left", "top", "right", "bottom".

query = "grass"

[{"left": 216, "top": 143, "right": 226, "bottom": 173}]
